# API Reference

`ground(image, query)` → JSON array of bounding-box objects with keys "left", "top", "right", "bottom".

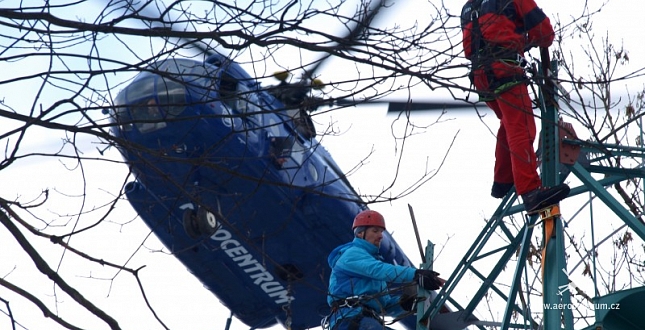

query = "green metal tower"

[{"left": 415, "top": 50, "right": 645, "bottom": 329}]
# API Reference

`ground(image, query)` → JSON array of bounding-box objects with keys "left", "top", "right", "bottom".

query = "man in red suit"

[{"left": 461, "top": 0, "right": 569, "bottom": 212}]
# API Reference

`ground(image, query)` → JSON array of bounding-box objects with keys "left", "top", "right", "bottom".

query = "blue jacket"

[{"left": 326, "top": 238, "right": 417, "bottom": 327}]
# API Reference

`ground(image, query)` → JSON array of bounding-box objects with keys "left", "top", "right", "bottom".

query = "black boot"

[
  {"left": 522, "top": 184, "right": 570, "bottom": 213},
  {"left": 491, "top": 182, "right": 514, "bottom": 199}
]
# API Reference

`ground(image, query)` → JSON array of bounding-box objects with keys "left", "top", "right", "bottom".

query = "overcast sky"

[{"left": 1, "top": 0, "right": 644, "bottom": 329}]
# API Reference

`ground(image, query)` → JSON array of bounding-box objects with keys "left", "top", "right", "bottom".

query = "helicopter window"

[
  {"left": 112, "top": 74, "right": 188, "bottom": 134},
  {"left": 161, "top": 60, "right": 219, "bottom": 92},
  {"left": 219, "top": 74, "right": 261, "bottom": 113},
  {"left": 129, "top": 98, "right": 167, "bottom": 133},
  {"left": 219, "top": 73, "right": 238, "bottom": 109},
  {"left": 153, "top": 59, "right": 217, "bottom": 108},
  {"left": 156, "top": 59, "right": 186, "bottom": 75},
  {"left": 268, "top": 131, "right": 310, "bottom": 169},
  {"left": 156, "top": 59, "right": 210, "bottom": 81},
  {"left": 113, "top": 91, "right": 132, "bottom": 131},
  {"left": 125, "top": 75, "right": 155, "bottom": 102},
  {"left": 289, "top": 139, "right": 306, "bottom": 165},
  {"left": 156, "top": 79, "right": 186, "bottom": 117},
  {"left": 235, "top": 83, "right": 261, "bottom": 115}
]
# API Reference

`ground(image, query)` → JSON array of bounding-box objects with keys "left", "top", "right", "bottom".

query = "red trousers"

[{"left": 473, "top": 63, "right": 541, "bottom": 195}]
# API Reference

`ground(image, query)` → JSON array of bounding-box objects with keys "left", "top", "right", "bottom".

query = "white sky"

[{"left": 1, "top": 0, "right": 644, "bottom": 329}]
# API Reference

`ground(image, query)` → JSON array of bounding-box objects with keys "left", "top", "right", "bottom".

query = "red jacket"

[{"left": 461, "top": 0, "right": 554, "bottom": 58}]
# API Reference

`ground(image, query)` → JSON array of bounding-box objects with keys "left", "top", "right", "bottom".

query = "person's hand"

[{"left": 415, "top": 269, "right": 444, "bottom": 291}]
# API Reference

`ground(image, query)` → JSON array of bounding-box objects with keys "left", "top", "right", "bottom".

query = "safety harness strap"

[
  {"left": 330, "top": 296, "right": 364, "bottom": 310},
  {"left": 330, "top": 297, "right": 384, "bottom": 326},
  {"left": 465, "top": 0, "right": 530, "bottom": 101},
  {"left": 469, "top": 0, "right": 484, "bottom": 71}
]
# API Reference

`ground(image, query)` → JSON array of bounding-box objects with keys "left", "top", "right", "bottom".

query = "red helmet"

[{"left": 352, "top": 210, "right": 386, "bottom": 230}]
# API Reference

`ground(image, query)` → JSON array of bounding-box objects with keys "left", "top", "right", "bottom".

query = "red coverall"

[{"left": 461, "top": 0, "right": 554, "bottom": 195}]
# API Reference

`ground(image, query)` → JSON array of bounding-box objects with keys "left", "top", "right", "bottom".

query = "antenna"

[{"left": 408, "top": 204, "right": 426, "bottom": 262}]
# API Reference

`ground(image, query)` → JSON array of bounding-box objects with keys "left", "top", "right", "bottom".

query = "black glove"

[{"left": 415, "top": 269, "right": 442, "bottom": 291}]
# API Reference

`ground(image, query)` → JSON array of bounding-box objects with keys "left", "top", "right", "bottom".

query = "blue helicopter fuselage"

[{"left": 109, "top": 54, "right": 417, "bottom": 329}]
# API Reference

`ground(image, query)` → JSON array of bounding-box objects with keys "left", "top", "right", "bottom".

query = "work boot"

[
  {"left": 491, "top": 182, "right": 514, "bottom": 199},
  {"left": 521, "top": 184, "right": 571, "bottom": 213}
]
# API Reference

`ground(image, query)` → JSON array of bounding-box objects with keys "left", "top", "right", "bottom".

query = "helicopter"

[
  {"left": 106, "top": 51, "right": 461, "bottom": 328},
  {"left": 98, "top": 0, "right": 488, "bottom": 327}
]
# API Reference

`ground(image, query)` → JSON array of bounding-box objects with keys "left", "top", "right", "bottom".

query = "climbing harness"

[
  {"left": 462, "top": 0, "right": 531, "bottom": 101},
  {"left": 322, "top": 295, "right": 388, "bottom": 330}
]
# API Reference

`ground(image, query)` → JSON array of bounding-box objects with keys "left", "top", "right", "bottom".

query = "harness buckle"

[
  {"left": 470, "top": 10, "right": 479, "bottom": 21},
  {"left": 336, "top": 295, "right": 362, "bottom": 308}
]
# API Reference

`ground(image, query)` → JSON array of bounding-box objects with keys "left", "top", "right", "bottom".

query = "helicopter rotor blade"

[
  {"left": 114, "top": 0, "right": 388, "bottom": 75},
  {"left": 386, "top": 100, "right": 483, "bottom": 112},
  {"left": 304, "top": 0, "right": 391, "bottom": 80},
  {"left": 111, "top": 1, "right": 221, "bottom": 58},
  {"left": 334, "top": 98, "right": 483, "bottom": 112}
]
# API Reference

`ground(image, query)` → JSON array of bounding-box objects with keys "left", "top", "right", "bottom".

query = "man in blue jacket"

[{"left": 325, "top": 210, "right": 443, "bottom": 330}]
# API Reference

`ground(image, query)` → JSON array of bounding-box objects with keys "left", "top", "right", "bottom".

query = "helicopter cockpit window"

[
  {"left": 219, "top": 73, "right": 238, "bottom": 110},
  {"left": 235, "top": 83, "right": 261, "bottom": 115},
  {"left": 113, "top": 91, "right": 132, "bottom": 132},
  {"left": 219, "top": 73, "right": 261, "bottom": 114},
  {"left": 129, "top": 97, "right": 167, "bottom": 133},
  {"left": 156, "top": 59, "right": 216, "bottom": 90},
  {"left": 157, "top": 79, "right": 186, "bottom": 117},
  {"left": 113, "top": 73, "right": 187, "bottom": 134}
]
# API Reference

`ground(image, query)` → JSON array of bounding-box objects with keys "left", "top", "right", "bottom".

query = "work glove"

[{"left": 415, "top": 269, "right": 442, "bottom": 291}]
